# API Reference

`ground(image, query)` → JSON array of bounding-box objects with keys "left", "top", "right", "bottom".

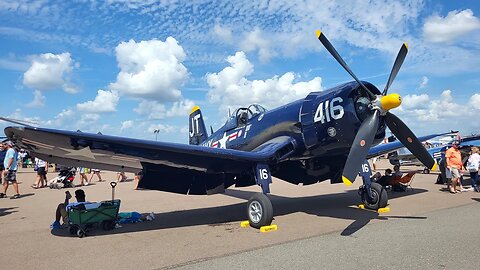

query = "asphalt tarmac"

[{"left": 1, "top": 160, "right": 478, "bottom": 270}]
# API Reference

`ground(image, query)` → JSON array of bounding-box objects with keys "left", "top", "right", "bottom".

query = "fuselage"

[{"left": 202, "top": 81, "right": 386, "bottom": 185}]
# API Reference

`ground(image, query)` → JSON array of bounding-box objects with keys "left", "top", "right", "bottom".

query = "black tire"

[
  {"left": 102, "top": 220, "right": 115, "bottom": 231},
  {"left": 423, "top": 168, "right": 430, "bottom": 174},
  {"left": 69, "top": 225, "right": 77, "bottom": 235},
  {"left": 361, "top": 182, "right": 388, "bottom": 210},
  {"left": 247, "top": 193, "right": 273, "bottom": 229},
  {"left": 76, "top": 229, "right": 85, "bottom": 238}
]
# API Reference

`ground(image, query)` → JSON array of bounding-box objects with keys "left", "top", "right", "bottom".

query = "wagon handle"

[{"left": 110, "top": 182, "right": 117, "bottom": 201}]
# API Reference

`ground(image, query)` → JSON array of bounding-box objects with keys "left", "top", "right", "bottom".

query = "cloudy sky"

[{"left": 1, "top": 0, "right": 479, "bottom": 143}]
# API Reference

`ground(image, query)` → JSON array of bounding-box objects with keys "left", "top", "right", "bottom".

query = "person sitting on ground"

[
  {"left": 51, "top": 189, "right": 100, "bottom": 229},
  {"left": 374, "top": 169, "right": 393, "bottom": 187}
]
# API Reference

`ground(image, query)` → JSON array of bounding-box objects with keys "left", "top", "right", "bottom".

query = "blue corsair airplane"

[{"left": 4, "top": 31, "right": 445, "bottom": 229}]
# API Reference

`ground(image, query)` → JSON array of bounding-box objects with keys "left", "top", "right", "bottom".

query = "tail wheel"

[
  {"left": 361, "top": 182, "right": 388, "bottom": 210},
  {"left": 247, "top": 193, "right": 273, "bottom": 229}
]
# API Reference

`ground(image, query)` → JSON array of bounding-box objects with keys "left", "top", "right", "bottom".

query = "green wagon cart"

[{"left": 68, "top": 182, "right": 121, "bottom": 238}]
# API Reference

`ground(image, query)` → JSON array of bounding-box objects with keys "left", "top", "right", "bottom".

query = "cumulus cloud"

[
  {"left": 213, "top": 24, "right": 233, "bottom": 43},
  {"left": 44, "top": 109, "right": 75, "bottom": 128},
  {"left": 109, "top": 37, "right": 188, "bottom": 101},
  {"left": 134, "top": 99, "right": 195, "bottom": 119},
  {"left": 423, "top": 9, "right": 480, "bottom": 43},
  {"left": 206, "top": 51, "right": 322, "bottom": 113},
  {"left": 120, "top": 120, "right": 134, "bottom": 131},
  {"left": 25, "top": 90, "right": 46, "bottom": 108},
  {"left": 397, "top": 90, "right": 480, "bottom": 134},
  {"left": 419, "top": 76, "right": 428, "bottom": 89},
  {"left": 469, "top": 94, "right": 480, "bottom": 110},
  {"left": 77, "top": 113, "right": 101, "bottom": 130},
  {"left": 23, "top": 52, "right": 77, "bottom": 92},
  {"left": 240, "top": 28, "right": 275, "bottom": 62},
  {"left": 76, "top": 90, "right": 119, "bottom": 113},
  {"left": 148, "top": 124, "right": 175, "bottom": 134}
]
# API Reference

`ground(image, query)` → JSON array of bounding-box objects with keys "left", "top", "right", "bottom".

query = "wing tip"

[
  {"left": 315, "top": 30, "right": 321, "bottom": 38},
  {"left": 342, "top": 176, "right": 353, "bottom": 186},
  {"left": 403, "top": 42, "right": 409, "bottom": 49}
]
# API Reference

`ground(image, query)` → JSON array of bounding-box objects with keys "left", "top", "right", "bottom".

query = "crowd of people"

[
  {"left": 445, "top": 142, "right": 480, "bottom": 193},
  {"left": 0, "top": 140, "right": 143, "bottom": 199}
]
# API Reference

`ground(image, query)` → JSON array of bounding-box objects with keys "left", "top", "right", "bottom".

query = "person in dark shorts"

[
  {"left": 0, "top": 141, "right": 20, "bottom": 199},
  {"left": 0, "top": 143, "right": 6, "bottom": 184},
  {"left": 32, "top": 157, "right": 48, "bottom": 188}
]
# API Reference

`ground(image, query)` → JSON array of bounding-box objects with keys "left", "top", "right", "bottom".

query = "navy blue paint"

[
  {"left": 255, "top": 163, "right": 272, "bottom": 194},
  {"left": 4, "top": 81, "right": 441, "bottom": 195}
]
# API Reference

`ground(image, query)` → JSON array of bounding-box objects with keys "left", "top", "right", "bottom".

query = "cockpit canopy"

[{"left": 226, "top": 104, "right": 268, "bottom": 128}]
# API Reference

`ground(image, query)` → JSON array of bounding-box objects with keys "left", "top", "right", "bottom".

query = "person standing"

[
  {"left": 0, "top": 143, "right": 6, "bottom": 184},
  {"left": 77, "top": 167, "right": 89, "bottom": 186},
  {"left": 89, "top": 168, "right": 103, "bottom": 182},
  {"left": 467, "top": 146, "right": 480, "bottom": 192},
  {"left": 445, "top": 141, "right": 466, "bottom": 193},
  {"left": 32, "top": 158, "right": 48, "bottom": 188},
  {"left": 0, "top": 141, "right": 20, "bottom": 199}
]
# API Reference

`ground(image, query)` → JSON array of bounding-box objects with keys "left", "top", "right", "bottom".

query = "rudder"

[{"left": 189, "top": 106, "right": 208, "bottom": 145}]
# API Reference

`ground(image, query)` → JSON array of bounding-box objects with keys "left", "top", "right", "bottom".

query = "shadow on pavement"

[
  {"left": 0, "top": 207, "right": 18, "bottom": 217},
  {"left": 51, "top": 186, "right": 428, "bottom": 238}
]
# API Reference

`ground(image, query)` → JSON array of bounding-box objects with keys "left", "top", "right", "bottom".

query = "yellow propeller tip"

[
  {"left": 342, "top": 176, "right": 352, "bottom": 186},
  {"left": 404, "top": 42, "right": 409, "bottom": 49},
  {"left": 315, "top": 30, "right": 322, "bottom": 38},
  {"left": 190, "top": 105, "right": 200, "bottom": 114},
  {"left": 431, "top": 161, "right": 437, "bottom": 171}
]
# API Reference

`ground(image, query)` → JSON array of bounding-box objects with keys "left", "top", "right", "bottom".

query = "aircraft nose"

[{"left": 380, "top": 93, "right": 401, "bottom": 111}]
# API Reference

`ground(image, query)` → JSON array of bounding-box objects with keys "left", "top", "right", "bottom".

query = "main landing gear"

[
  {"left": 246, "top": 164, "right": 274, "bottom": 228},
  {"left": 359, "top": 182, "right": 388, "bottom": 210},
  {"left": 358, "top": 160, "right": 388, "bottom": 210}
]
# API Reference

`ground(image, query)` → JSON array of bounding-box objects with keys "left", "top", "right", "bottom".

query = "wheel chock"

[
  {"left": 240, "top": 221, "right": 250, "bottom": 228},
  {"left": 378, "top": 207, "right": 390, "bottom": 213},
  {"left": 260, "top": 224, "right": 277, "bottom": 232},
  {"left": 358, "top": 204, "right": 365, "bottom": 209}
]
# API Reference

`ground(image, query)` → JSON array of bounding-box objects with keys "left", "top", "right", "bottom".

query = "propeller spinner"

[{"left": 316, "top": 31, "right": 436, "bottom": 185}]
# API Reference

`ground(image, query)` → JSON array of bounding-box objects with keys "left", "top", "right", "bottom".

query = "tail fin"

[{"left": 189, "top": 106, "right": 208, "bottom": 145}]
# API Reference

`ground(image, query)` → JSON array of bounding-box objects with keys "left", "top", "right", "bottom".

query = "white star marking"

[
  {"left": 218, "top": 132, "right": 229, "bottom": 149},
  {"left": 59, "top": 146, "right": 107, "bottom": 160}
]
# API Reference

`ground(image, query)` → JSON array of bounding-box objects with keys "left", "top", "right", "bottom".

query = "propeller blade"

[
  {"left": 316, "top": 30, "right": 376, "bottom": 99},
  {"left": 382, "top": 43, "right": 408, "bottom": 95},
  {"left": 342, "top": 110, "right": 380, "bottom": 185},
  {"left": 385, "top": 112, "right": 436, "bottom": 170}
]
